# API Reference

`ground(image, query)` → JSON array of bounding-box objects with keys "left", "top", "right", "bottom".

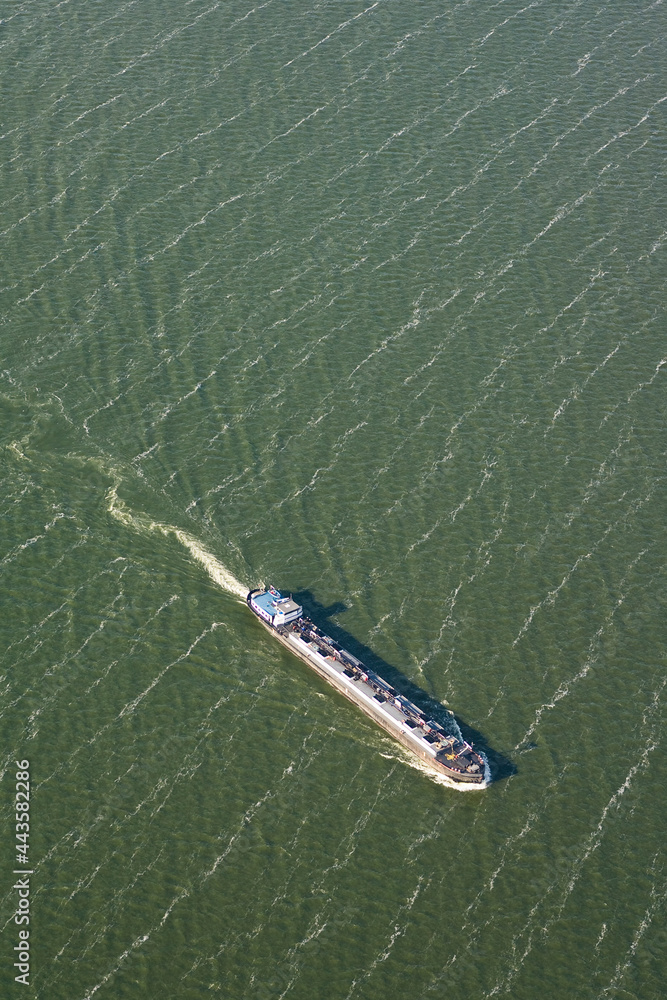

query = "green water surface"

[{"left": 1, "top": 2, "right": 665, "bottom": 998}]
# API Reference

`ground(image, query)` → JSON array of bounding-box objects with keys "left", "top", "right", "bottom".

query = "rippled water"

[{"left": 1, "top": 2, "right": 665, "bottom": 998}]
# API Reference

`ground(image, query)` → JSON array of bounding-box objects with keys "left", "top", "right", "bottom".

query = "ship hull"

[{"left": 247, "top": 590, "right": 486, "bottom": 785}]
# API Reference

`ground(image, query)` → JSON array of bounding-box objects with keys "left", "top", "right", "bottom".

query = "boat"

[{"left": 247, "top": 586, "right": 487, "bottom": 785}]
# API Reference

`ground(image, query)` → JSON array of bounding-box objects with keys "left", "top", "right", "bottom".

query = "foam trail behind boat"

[
  {"left": 172, "top": 530, "right": 247, "bottom": 599},
  {"left": 106, "top": 483, "right": 247, "bottom": 600}
]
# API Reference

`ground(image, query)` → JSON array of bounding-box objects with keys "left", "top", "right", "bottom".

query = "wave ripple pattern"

[{"left": 0, "top": 2, "right": 665, "bottom": 999}]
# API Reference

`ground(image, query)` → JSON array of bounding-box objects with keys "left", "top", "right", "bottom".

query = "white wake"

[{"left": 106, "top": 483, "right": 247, "bottom": 600}]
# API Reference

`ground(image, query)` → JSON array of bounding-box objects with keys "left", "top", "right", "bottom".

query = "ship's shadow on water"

[{"left": 293, "top": 591, "right": 517, "bottom": 784}]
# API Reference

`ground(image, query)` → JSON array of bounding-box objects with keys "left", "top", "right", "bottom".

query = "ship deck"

[
  {"left": 247, "top": 589, "right": 485, "bottom": 785},
  {"left": 285, "top": 632, "right": 443, "bottom": 759}
]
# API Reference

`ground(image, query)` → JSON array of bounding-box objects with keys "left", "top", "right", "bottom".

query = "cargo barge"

[{"left": 247, "top": 586, "right": 486, "bottom": 785}]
